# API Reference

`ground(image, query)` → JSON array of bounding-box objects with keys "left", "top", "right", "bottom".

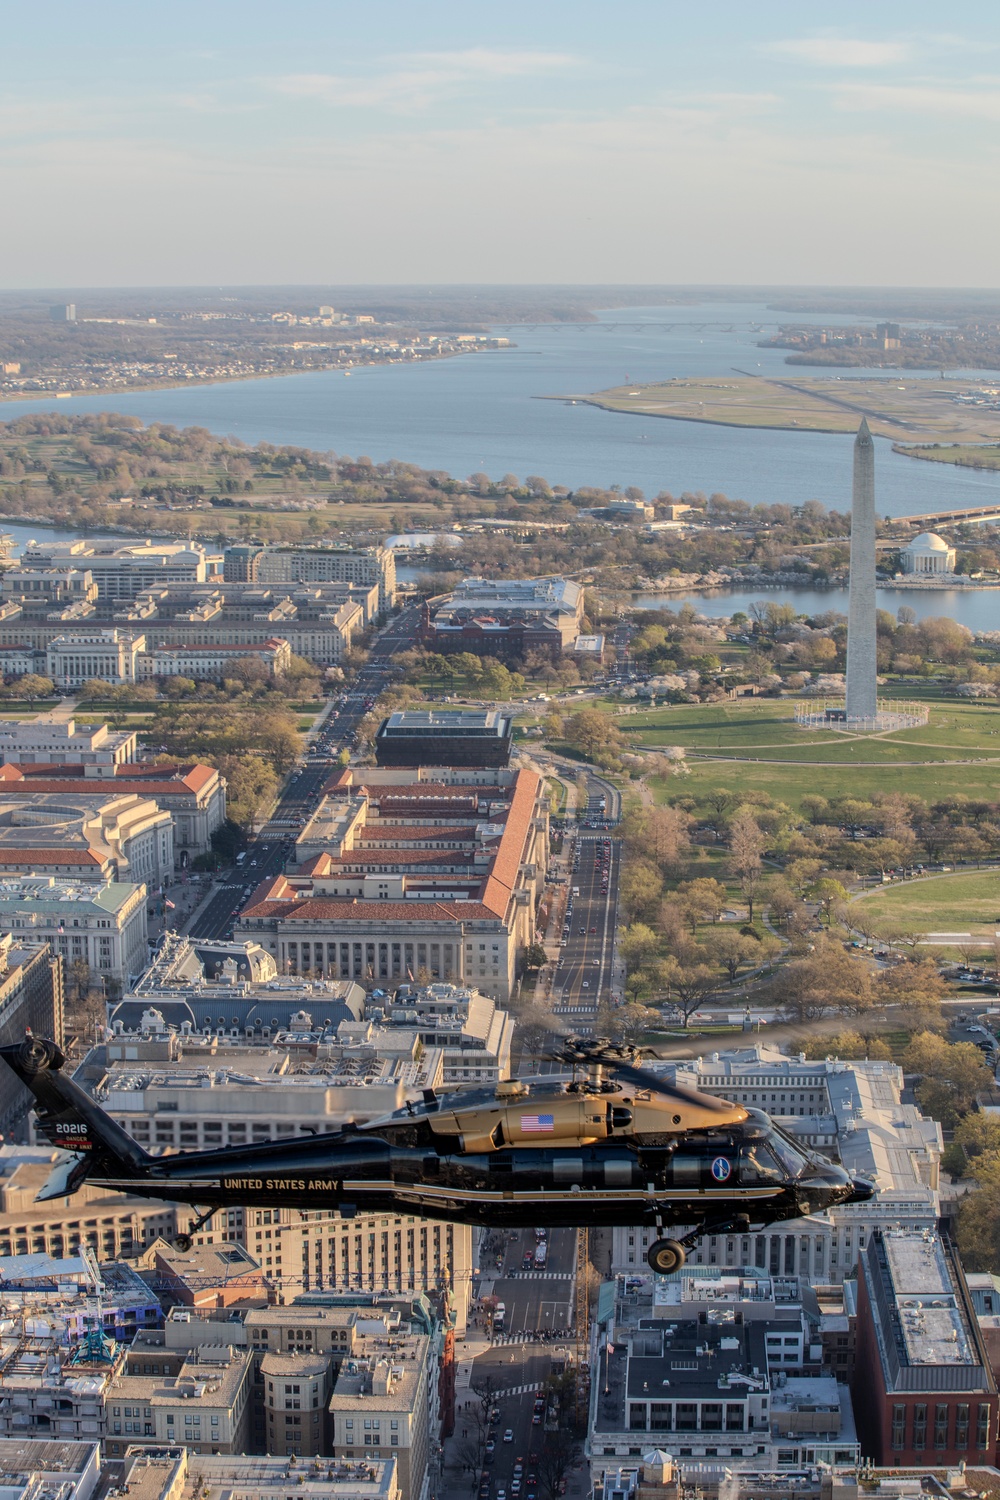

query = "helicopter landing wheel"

[
  {"left": 173, "top": 1233, "right": 193, "bottom": 1253},
  {"left": 647, "top": 1238, "right": 685, "bottom": 1275}
]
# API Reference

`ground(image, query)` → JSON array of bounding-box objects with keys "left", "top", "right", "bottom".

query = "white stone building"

[
  {"left": 46, "top": 629, "right": 145, "bottom": 688},
  {"left": 900, "top": 531, "right": 957, "bottom": 574},
  {"left": 23, "top": 539, "right": 220, "bottom": 600},
  {"left": 0, "top": 717, "right": 139, "bottom": 772},
  {"left": 612, "top": 1048, "right": 941, "bottom": 1282},
  {"left": 0, "top": 875, "right": 148, "bottom": 982},
  {"left": 0, "top": 791, "right": 173, "bottom": 885},
  {"left": 137, "top": 635, "right": 292, "bottom": 680}
]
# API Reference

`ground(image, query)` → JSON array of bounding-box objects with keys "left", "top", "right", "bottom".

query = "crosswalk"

[
  {"left": 505, "top": 1270, "right": 573, "bottom": 1281},
  {"left": 489, "top": 1332, "right": 575, "bottom": 1348},
  {"left": 486, "top": 1382, "right": 547, "bottom": 1398}
]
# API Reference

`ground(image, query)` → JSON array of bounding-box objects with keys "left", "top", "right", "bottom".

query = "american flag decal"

[{"left": 521, "top": 1114, "right": 555, "bottom": 1133}]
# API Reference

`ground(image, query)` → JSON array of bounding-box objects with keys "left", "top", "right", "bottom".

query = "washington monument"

[{"left": 845, "top": 417, "right": 877, "bottom": 722}]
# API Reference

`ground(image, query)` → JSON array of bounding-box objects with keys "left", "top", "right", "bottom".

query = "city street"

[
  {"left": 550, "top": 777, "right": 622, "bottom": 1026},
  {"left": 444, "top": 1226, "right": 583, "bottom": 1500},
  {"left": 187, "top": 602, "right": 424, "bottom": 942}
]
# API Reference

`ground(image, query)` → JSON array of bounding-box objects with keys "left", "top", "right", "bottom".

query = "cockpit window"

[
  {"left": 768, "top": 1128, "right": 810, "bottom": 1180},
  {"left": 739, "top": 1142, "right": 783, "bottom": 1185}
]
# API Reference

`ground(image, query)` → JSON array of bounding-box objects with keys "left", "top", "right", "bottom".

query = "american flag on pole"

[{"left": 520, "top": 1114, "right": 555, "bottom": 1134}]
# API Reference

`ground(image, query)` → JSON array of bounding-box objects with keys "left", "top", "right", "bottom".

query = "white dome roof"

[{"left": 906, "top": 532, "right": 951, "bottom": 551}]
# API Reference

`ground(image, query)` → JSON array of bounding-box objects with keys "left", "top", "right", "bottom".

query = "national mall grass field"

[
  {"left": 623, "top": 695, "right": 1000, "bottom": 812},
  {"left": 851, "top": 871, "right": 1000, "bottom": 939}
]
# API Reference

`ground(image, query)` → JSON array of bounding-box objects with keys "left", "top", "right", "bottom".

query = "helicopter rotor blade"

[
  {"left": 543, "top": 1014, "right": 892, "bottom": 1103},
  {"left": 546, "top": 1034, "right": 735, "bottom": 1112}
]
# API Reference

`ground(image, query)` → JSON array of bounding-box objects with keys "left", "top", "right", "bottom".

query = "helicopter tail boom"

[{"left": 0, "top": 1036, "right": 150, "bottom": 1194}]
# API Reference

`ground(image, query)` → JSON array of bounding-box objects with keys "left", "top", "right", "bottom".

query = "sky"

[{"left": 3, "top": 0, "right": 1000, "bottom": 289}]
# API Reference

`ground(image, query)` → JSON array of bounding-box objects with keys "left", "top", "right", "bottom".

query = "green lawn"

[
  {"left": 654, "top": 758, "right": 1000, "bottom": 812},
  {"left": 623, "top": 696, "right": 1000, "bottom": 753},
  {"left": 852, "top": 870, "right": 1000, "bottom": 937}
]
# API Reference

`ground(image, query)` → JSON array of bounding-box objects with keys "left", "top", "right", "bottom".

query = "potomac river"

[{"left": 8, "top": 302, "right": 1000, "bottom": 520}]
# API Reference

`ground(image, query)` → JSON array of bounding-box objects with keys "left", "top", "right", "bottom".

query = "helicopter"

[{"left": 0, "top": 1033, "right": 873, "bottom": 1274}]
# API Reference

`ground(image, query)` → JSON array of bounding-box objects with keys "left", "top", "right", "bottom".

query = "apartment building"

[
  {"left": 118, "top": 1447, "right": 399, "bottom": 1500},
  {"left": 133, "top": 1302, "right": 362, "bottom": 1453},
  {"left": 0, "top": 941, "right": 63, "bottom": 1138},
  {"left": 0, "top": 790, "right": 173, "bottom": 885},
  {"left": 138, "top": 1240, "right": 268, "bottom": 1310},
  {"left": 254, "top": 545, "right": 397, "bottom": 614},
  {"left": 237, "top": 766, "right": 549, "bottom": 1003},
  {"left": 0, "top": 875, "right": 148, "bottom": 982},
  {"left": 0, "top": 1439, "right": 101, "bottom": 1500},
  {"left": 0, "top": 760, "right": 227, "bottom": 858},
  {"left": 0, "top": 1329, "right": 127, "bottom": 1444},
  {"left": 328, "top": 1328, "right": 434, "bottom": 1500},
  {"left": 262, "top": 1350, "right": 333, "bottom": 1456},
  {"left": 106, "top": 1345, "right": 254, "bottom": 1457},
  {"left": 613, "top": 1047, "right": 942, "bottom": 1284},
  {"left": 853, "top": 1230, "right": 999, "bottom": 1467}
]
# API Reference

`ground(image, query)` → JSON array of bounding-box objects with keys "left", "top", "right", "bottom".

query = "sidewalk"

[{"left": 146, "top": 872, "right": 220, "bottom": 941}]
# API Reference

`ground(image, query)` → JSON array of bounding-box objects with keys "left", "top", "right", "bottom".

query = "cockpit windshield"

[{"left": 767, "top": 1127, "right": 812, "bottom": 1180}]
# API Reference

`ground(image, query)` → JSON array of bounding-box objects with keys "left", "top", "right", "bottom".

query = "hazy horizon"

[{"left": 4, "top": 0, "right": 1000, "bottom": 289}]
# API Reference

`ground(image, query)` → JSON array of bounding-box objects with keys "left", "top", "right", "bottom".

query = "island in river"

[{"left": 568, "top": 374, "right": 1000, "bottom": 465}]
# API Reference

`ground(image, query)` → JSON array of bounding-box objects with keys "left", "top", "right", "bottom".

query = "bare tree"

[{"left": 727, "top": 809, "right": 766, "bottom": 922}]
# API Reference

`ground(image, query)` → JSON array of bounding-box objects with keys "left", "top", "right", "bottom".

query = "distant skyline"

[{"left": 3, "top": 0, "right": 1000, "bottom": 289}]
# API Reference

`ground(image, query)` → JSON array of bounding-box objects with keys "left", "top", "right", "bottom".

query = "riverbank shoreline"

[{"left": 0, "top": 343, "right": 505, "bottom": 411}]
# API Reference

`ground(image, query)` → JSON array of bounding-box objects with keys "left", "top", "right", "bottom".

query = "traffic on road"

[{"left": 188, "top": 602, "right": 424, "bottom": 941}]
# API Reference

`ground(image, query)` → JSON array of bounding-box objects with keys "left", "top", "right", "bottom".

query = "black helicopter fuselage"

[
  {"left": 71, "top": 1115, "right": 864, "bottom": 1231},
  {"left": 0, "top": 1038, "right": 873, "bottom": 1238}
]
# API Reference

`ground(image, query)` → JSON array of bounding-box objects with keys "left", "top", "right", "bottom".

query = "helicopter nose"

[{"left": 846, "top": 1177, "right": 876, "bottom": 1203}]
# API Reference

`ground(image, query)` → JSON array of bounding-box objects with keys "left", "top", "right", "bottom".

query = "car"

[
  {"left": 581, "top": 980, "right": 590, "bottom": 988},
  {"left": 512, "top": 1484, "right": 521, "bottom": 1496},
  {"left": 592, "top": 959, "right": 600, "bottom": 966},
  {"left": 497, "top": 1491, "right": 507, "bottom": 1500},
  {"left": 480, "top": 1484, "right": 491, "bottom": 1498},
  {"left": 532, "top": 1412, "right": 543, "bottom": 1424},
  {"left": 503, "top": 1430, "right": 514, "bottom": 1444},
  {"left": 485, "top": 1441, "right": 496, "bottom": 1456},
  {"left": 590, "top": 926, "right": 596, "bottom": 934}
]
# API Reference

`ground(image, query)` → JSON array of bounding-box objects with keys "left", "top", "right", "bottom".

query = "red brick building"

[{"left": 853, "top": 1230, "right": 998, "bottom": 1466}]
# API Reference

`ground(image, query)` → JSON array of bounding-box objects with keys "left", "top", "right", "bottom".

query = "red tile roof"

[
  {"left": 0, "top": 848, "right": 105, "bottom": 865},
  {"left": 358, "top": 824, "right": 477, "bottom": 843},
  {"left": 326, "top": 849, "right": 475, "bottom": 868},
  {"left": 0, "top": 761, "right": 219, "bottom": 800},
  {"left": 242, "top": 771, "right": 540, "bottom": 926},
  {"left": 242, "top": 897, "right": 498, "bottom": 923}
]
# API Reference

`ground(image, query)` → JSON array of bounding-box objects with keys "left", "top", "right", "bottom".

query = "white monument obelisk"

[{"left": 845, "top": 417, "right": 877, "bottom": 723}]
